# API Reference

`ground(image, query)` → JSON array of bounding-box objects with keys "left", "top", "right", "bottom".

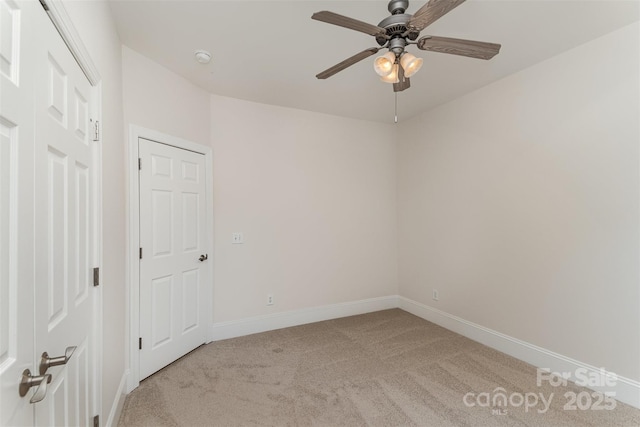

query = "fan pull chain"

[{"left": 394, "top": 92, "right": 398, "bottom": 123}]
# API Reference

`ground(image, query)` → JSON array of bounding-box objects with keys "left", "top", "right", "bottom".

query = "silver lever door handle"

[
  {"left": 19, "top": 369, "right": 52, "bottom": 403},
  {"left": 199, "top": 254, "right": 208, "bottom": 262},
  {"left": 39, "top": 346, "right": 76, "bottom": 375}
]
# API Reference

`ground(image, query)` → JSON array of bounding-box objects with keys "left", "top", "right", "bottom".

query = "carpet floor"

[{"left": 118, "top": 309, "right": 640, "bottom": 426}]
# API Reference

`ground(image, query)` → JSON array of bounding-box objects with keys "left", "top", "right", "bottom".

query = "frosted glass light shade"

[
  {"left": 400, "top": 53, "right": 423, "bottom": 78},
  {"left": 373, "top": 52, "right": 396, "bottom": 77},
  {"left": 380, "top": 64, "right": 399, "bottom": 83}
]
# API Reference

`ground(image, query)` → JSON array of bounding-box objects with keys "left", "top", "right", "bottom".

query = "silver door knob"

[
  {"left": 198, "top": 254, "right": 208, "bottom": 262},
  {"left": 19, "top": 369, "right": 52, "bottom": 403},
  {"left": 39, "top": 346, "right": 76, "bottom": 375}
]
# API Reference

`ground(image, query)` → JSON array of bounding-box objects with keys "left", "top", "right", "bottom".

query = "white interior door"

[
  {"left": 139, "top": 138, "right": 209, "bottom": 380},
  {"left": 1, "top": 1, "right": 98, "bottom": 425},
  {"left": 33, "top": 3, "right": 97, "bottom": 425},
  {"left": 0, "top": 0, "right": 36, "bottom": 424}
]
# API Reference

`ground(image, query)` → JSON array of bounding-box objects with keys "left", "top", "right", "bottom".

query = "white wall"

[
  {"left": 210, "top": 95, "right": 398, "bottom": 322},
  {"left": 62, "top": 0, "right": 126, "bottom": 421},
  {"left": 398, "top": 22, "right": 640, "bottom": 381}
]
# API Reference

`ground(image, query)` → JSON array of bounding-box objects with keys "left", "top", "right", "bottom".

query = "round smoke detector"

[{"left": 194, "top": 50, "right": 212, "bottom": 64}]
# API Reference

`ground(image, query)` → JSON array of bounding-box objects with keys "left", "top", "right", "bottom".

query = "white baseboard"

[
  {"left": 210, "top": 295, "right": 399, "bottom": 342},
  {"left": 398, "top": 296, "right": 640, "bottom": 410},
  {"left": 105, "top": 370, "right": 128, "bottom": 427}
]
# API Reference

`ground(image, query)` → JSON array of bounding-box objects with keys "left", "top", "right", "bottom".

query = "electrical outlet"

[
  {"left": 267, "top": 294, "right": 274, "bottom": 306},
  {"left": 432, "top": 289, "right": 439, "bottom": 301},
  {"left": 232, "top": 232, "right": 244, "bottom": 244}
]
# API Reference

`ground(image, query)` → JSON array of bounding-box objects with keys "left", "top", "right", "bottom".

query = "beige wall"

[
  {"left": 121, "top": 47, "right": 211, "bottom": 146},
  {"left": 121, "top": 47, "right": 398, "bottom": 323},
  {"left": 397, "top": 22, "right": 640, "bottom": 381},
  {"left": 210, "top": 95, "right": 398, "bottom": 321},
  {"left": 62, "top": 0, "right": 126, "bottom": 420}
]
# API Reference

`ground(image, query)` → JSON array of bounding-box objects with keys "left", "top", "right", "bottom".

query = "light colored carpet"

[{"left": 118, "top": 309, "right": 640, "bottom": 426}]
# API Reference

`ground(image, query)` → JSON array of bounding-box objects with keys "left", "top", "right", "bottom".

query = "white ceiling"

[{"left": 108, "top": 0, "right": 639, "bottom": 123}]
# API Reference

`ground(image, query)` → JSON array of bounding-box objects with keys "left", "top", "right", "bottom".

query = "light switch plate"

[{"left": 232, "top": 232, "right": 244, "bottom": 244}]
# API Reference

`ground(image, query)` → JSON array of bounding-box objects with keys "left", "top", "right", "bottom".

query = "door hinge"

[
  {"left": 139, "top": 337, "right": 142, "bottom": 350},
  {"left": 93, "top": 267, "right": 100, "bottom": 287},
  {"left": 92, "top": 120, "right": 100, "bottom": 142},
  {"left": 93, "top": 415, "right": 99, "bottom": 427},
  {"left": 139, "top": 248, "right": 142, "bottom": 259},
  {"left": 138, "top": 158, "right": 141, "bottom": 170}
]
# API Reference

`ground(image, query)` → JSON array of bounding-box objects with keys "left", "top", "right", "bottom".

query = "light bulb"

[
  {"left": 380, "top": 64, "right": 399, "bottom": 83},
  {"left": 400, "top": 53, "right": 423, "bottom": 78},
  {"left": 373, "top": 52, "right": 396, "bottom": 77}
]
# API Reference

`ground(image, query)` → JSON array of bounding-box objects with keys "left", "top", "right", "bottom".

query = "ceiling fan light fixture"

[
  {"left": 400, "top": 52, "right": 423, "bottom": 78},
  {"left": 380, "top": 63, "right": 399, "bottom": 83},
  {"left": 373, "top": 52, "right": 396, "bottom": 77},
  {"left": 312, "top": 0, "right": 502, "bottom": 93}
]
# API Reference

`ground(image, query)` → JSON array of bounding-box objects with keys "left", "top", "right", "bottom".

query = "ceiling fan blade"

[
  {"left": 316, "top": 48, "right": 381, "bottom": 79},
  {"left": 408, "top": 0, "right": 466, "bottom": 32},
  {"left": 393, "top": 65, "right": 410, "bottom": 92},
  {"left": 417, "top": 36, "right": 501, "bottom": 60},
  {"left": 312, "top": 11, "right": 387, "bottom": 38}
]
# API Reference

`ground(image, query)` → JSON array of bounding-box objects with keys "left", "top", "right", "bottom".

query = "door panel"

[
  {"left": 47, "top": 373, "right": 68, "bottom": 426},
  {"left": 152, "top": 190, "right": 173, "bottom": 256},
  {"left": 33, "top": 3, "right": 96, "bottom": 425},
  {"left": 0, "top": 0, "right": 36, "bottom": 424},
  {"left": 74, "top": 162, "right": 90, "bottom": 304},
  {"left": 139, "top": 138, "right": 208, "bottom": 380},
  {"left": 182, "top": 269, "right": 199, "bottom": 332},
  {"left": 47, "top": 147, "right": 69, "bottom": 329},
  {"left": 0, "top": 0, "right": 20, "bottom": 85},
  {"left": 151, "top": 275, "right": 173, "bottom": 347},
  {"left": 0, "top": 121, "right": 15, "bottom": 361},
  {"left": 74, "top": 340, "right": 90, "bottom": 426}
]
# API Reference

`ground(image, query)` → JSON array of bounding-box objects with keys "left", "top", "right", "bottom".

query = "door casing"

[{"left": 126, "top": 125, "right": 214, "bottom": 392}]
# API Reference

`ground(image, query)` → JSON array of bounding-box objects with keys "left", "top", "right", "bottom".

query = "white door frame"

[
  {"left": 39, "top": 0, "right": 104, "bottom": 421},
  {"left": 127, "top": 125, "right": 214, "bottom": 392}
]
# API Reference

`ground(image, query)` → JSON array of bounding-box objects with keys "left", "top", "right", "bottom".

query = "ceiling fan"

[{"left": 312, "top": 0, "right": 501, "bottom": 93}]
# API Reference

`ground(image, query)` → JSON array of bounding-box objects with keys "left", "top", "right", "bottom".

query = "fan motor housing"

[{"left": 376, "top": 13, "right": 419, "bottom": 45}]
